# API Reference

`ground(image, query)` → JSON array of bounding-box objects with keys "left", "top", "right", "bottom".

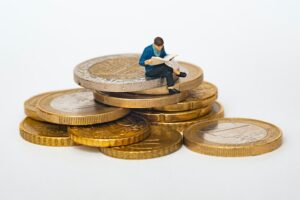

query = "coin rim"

[
  {"left": 74, "top": 53, "right": 181, "bottom": 92},
  {"left": 93, "top": 90, "right": 190, "bottom": 108},
  {"left": 99, "top": 127, "right": 183, "bottom": 159},
  {"left": 19, "top": 117, "right": 76, "bottom": 146},
  {"left": 183, "top": 118, "right": 283, "bottom": 157},
  {"left": 153, "top": 93, "right": 218, "bottom": 112},
  {"left": 36, "top": 88, "right": 130, "bottom": 125},
  {"left": 68, "top": 114, "right": 151, "bottom": 147},
  {"left": 133, "top": 105, "right": 212, "bottom": 122},
  {"left": 24, "top": 91, "right": 60, "bottom": 121},
  {"left": 151, "top": 101, "right": 224, "bottom": 133}
]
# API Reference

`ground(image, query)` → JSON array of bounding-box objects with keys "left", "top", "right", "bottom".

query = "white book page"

[
  {"left": 151, "top": 54, "right": 178, "bottom": 65},
  {"left": 151, "top": 56, "right": 165, "bottom": 65}
]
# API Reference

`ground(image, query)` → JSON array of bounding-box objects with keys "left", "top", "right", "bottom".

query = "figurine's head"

[{"left": 153, "top": 37, "right": 164, "bottom": 51}]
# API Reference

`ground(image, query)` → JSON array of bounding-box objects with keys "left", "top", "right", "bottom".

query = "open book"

[{"left": 151, "top": 54, "right": 178, "bottom": 65}]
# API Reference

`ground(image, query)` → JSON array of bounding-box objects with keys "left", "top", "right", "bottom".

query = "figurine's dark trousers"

[{"left": 145, "top": 64, "right": 175, "bottom": 87}]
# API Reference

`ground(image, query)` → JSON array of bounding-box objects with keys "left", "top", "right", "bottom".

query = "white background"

[{"left": 1, "top": 0, "right": 300, "bottom": 199}]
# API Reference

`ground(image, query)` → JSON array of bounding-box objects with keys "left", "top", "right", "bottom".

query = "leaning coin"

[
  {"left": 24, "top": 91, "right": 57, "bottom": 121},
  {"left": 94, "top": 90, "right": 189, "bottom": 108},
  {"left": 24, "top": 91, "right": 64, "bottom": 121},
  {"left": 153, "top": 81, "right": 218, "bottom": 111},
  {"left": 37, "top": 88, "right": 130, "bottom": 125},
  {"left": 133, "top": 105, "right": 212, "bottom": 122},
  {"left": 68, "top": 114, "right": 150, "bottom": 147},
  {"left": 74, "top": 54, "right": 179, "bottom": 92},
  {"left": 99, "top": 125, "right": 182, "bottom": 159},
  {"left": 19, "top": 117, "right": 76, "bottom": 146},
  {"left": 183, "top": 118, "right": 283, "bottom": 157}
]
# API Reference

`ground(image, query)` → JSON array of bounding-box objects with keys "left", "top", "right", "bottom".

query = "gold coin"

[
  {"left": 151, "top": 101, "right": 224, "bottom": 133},
  {"left": 99, "top": 125, "right": 182, "bottom": 159},
  {"left": 93, "top": 90, "right": 190, "bottom": 108},
  {"left": 183, "top": 118, "right": 283, "bottom": 157},
  {"left": 37, "top": 88, "right": 130, "bottom": 125},
  {"left": 153, "top": 81, "right": 218, "bottom": 111},
  {"left": 68, "top": 114, "right": 150, "bottom": 147},
  {"left": 132, "top": 61, "right": 204, "bottom": 95},
  {"left": 19, "top": 117, "right": 76, "bottom": 146},
  {"left": 24, "top": 91, "right": 56, "bottom": 121},
  {"left": 74, "top": 54, "right": 179, "bottom": 92},
  {"left": 133, "top": 105, "right": 212, "bottom": 122}
]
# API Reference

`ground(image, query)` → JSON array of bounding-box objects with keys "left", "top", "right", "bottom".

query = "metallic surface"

[
  {"left": 153, "top": 81, "right": 218, "bottom": 111},
  {"left": 183, "top": 118, "right": 283, "bottom": 157},
  {"left": 19, "top": 117, "right": 76, "bottom": 146},
  {"left": 151, "top": 102, "right": 224, "bottom": 133},
  {"left": 133, "top": 105, "right": 212, "bottom": 122},
  {"left": 93, "top": 90, "right": 190, "bottom": 108},
  {"left": 24, "top": 91, "right": 56, "bottom": 121},
  {"left": 99, "top": 125, "right": 182, "bottom": 159},
  {"left": 68, "top": 114, "right": 150, "bottom": 147},
  {"left": 37, "top": 88, "right": 130, "bottom": 125},
  {"left": 74, "top": 54, "right": 179, "bottom": 92}
]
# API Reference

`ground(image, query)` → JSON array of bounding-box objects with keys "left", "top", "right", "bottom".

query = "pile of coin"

[{"left": 20, "top": 54, "right": 282, "bottom": 158}]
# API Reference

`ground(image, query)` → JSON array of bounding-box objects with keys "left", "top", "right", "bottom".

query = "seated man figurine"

[{"left": 139, "top": 37, "right": 187, "bottom": 95}]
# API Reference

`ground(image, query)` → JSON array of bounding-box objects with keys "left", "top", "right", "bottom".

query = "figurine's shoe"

[
  {"left": 176, "top": 72, "right": 187, "bottom": 77},
  {"left": 168, "top": 88, "right": 181, "bottom": 94}
]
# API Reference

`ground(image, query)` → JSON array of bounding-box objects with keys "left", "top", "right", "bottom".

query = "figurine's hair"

[{"left": 154, "top": 37, "right": 164, "bottom": 46}]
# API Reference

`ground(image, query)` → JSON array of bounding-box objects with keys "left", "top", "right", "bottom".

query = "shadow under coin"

[{"left": 73, "top": 145, "right": 100, "bottom": 153}]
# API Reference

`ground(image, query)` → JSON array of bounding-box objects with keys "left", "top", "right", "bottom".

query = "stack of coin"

[
  {"left": 132, "top": 81, "right": 224, "bottom": 133},
  {"left": 20, "top": 88, "right": 131, "bottom": 146},
  {"left": 74, "top": 54, "right": 204, "bottom": 108},
  {"left": 74, "top": 54, "right": 223, "bottom": 134},
  {"left": 20, "top": 88, "right": 183, "bottom": 158},
  {"left": 19, "top": 54, "right": 283, "bottom": 158}
]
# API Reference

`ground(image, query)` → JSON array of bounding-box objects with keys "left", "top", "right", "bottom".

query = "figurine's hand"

[{"left": 145, "top": 59, "right": 153, "bottom": 65}]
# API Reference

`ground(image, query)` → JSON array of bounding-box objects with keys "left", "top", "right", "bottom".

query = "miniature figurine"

[{"left": 139, "top": 37, "right": 187, "bottom": 94}]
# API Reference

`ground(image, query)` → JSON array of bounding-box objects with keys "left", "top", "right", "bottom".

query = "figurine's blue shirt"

[{"left": 139, "top": 44, "right": 167, "bottom": 72}]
